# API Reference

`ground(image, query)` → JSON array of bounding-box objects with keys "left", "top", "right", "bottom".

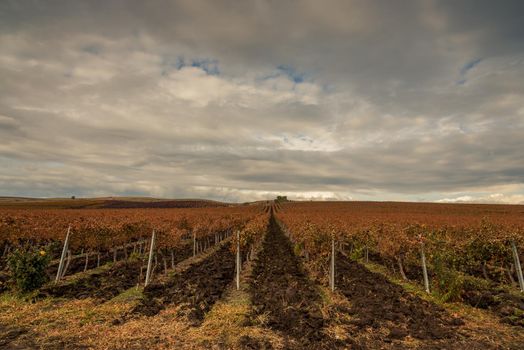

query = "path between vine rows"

[
  {"left": 132, "top": 241, "right": 236, "bottom": 324},
  {"left": 248, "top": 216, "right": 341, "bottom": 349},
  {"left": 248, "top": 216, "right": 502, "bottom": 349},
  {"left": 335, "top": 255, "right": 504, "bottom": 349},
  {"left": 39, "top": 260, "right": 142, "bottom": 302},
  {"left": 39, "top": 244, "right": 193, "bottom": 302},
  {"left": 46, "top": 248, "right": 125, "bottom": 279}
]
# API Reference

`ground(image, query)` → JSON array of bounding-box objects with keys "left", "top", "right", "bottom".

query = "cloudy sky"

[{"left": 1, "top": 1, "right": 523, "bottom": 203}]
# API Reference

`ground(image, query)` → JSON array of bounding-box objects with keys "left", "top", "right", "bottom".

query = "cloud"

[
  {"left": 437, "top": 193, "right": 524, "bottom": 205},
  {"left": 0, "top": 0, "right": 523, "bottom": 203},
  {"left": 460, "top": 58, "right": 483, "bottom": 76}
]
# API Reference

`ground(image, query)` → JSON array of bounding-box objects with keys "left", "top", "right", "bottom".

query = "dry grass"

[
  {"left": 0, "top": 233, "right": 277, "bottom": 349},
  {"left": 0, "top": 288, "right": 200, "bottom": 349},
  {"left": 1, "top": 250, "right": 524, "bottom": 349},
  {"left": 183, "top": 279, "right": 284, "bottom": 349}
]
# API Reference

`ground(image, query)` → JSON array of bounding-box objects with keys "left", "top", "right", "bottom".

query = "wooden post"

[
  {"left": 83, "top": 252, "right": 89, "bottom": 272},
  {"left": 61, "top": 249, "right": 72, "bottom": 278},
  {"left": 330, "top": 237, "right": 335, "bottom": 291},
  {"left": 236, "top": 230, "right": 240, "bottom": 290},
  {"left": 193, "top": 232, "right": 196, "bottom": 257},
  {"left": 511, "top": 241, "right": 524, "bottom": 292},
  {"left": 55, "top": 226, "right": 71, "bottom": 283},
  {"left": 2, "top": 244, "right": 9, "bottom": 257},
  {"left": 508, "top": 263, "right": 516, "bottom": 285},
  {"left": 397, "top": 256, "right": 408, "bottom": 281},
  {"left": 421, "top": 244, "right": 430, "bottom": 294},
  {"left": 145, "top": 230, "right": 156, "bottom": 287}
]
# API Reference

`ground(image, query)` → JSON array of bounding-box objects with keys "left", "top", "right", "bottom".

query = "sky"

[{"left": 1, "top": 0, "right": 523, "bottom": 204}]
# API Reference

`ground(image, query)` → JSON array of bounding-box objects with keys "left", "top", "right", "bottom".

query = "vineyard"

[{"left": 1, "top": 201, "right": 524, "bottom": 349}]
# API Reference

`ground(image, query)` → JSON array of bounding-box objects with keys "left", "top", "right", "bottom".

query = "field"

[
  {"left": 0, "top": 197, "right": 231, "bottom": 209},
  {"left": 1, "top": 200, "right": 524, "bottom": 349}
]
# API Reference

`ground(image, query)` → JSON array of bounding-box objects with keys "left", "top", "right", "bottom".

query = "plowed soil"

[
  {"left": 370, "top": 252, "right": 524, "bottom": 327},
  {"left": 461, "top": 280, "right": 524, "bottom": 327},
  {"left": 39, "top": 260, "right": 143, "bottom": 301},
  {"left": 249, "top": 216, "right": 337, "bottom": 349},
  {"left": 40, "top": 244, "right": 193, "bottom": 302},
  {"left": 336, "top": 256, "right": 468, "bottom": 348},
  {"left": 133, "top": 242, "right": 236, "bottom": 323}
]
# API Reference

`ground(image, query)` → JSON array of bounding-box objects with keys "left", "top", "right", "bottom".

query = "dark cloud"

[{"left": 0, "top": 0, "right": 523, "bottom": 203}]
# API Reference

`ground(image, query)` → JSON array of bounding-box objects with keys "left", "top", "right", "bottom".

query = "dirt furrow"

[
  {"left": 133, "top": 241, "right": 236, "bottom": 324},
  {"left": 39, "top": 260, "right": 143, "bottom": 302},
  {"left": 248, "top": 216, "right": 337, "bottom": 349},
  {"left": 336, "top": 256, "right": 474, "bottom": 348},
  {"left": 39, "top": 244, "right": 193, "bottom": 302}
]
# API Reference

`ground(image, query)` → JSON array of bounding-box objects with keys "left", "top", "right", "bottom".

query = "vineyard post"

[
  {"left": 330, "top": 236, "right": 335, "bottom": 291},
  {"left": 420, "top": 243, "right": 430, "bottom": 294},
  {"left": 61, "top": 249, "right": 72, "bottom": 278},
  {"left": 193, "top": 232, "right": 196, "bottom": 257},
  {"left": 55, "top": 225, "right": 71, "bottom": 283},
  {"left": 145, "top": 229, "right": 156, "bottom": 287},
  {"left": 83, "top": 252, "right": 89, "bottom": 272},
  {"left": 2, "top": 244, "right": 8, "bottom": 258},
  {"left": 236, "top": 230, "right": 240, "bottom": 290},
  {"left": 511, "top": 240, "right": 524, "bottom": 292}
]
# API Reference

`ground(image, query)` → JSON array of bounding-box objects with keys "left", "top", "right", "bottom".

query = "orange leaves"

[
  {"left": 0, "top": 205, "right": 267, "bottom": 252},
  {"left": 231, "top": 212, "right": 268, "bottom": 253},
  {"left": 275, "top": 201, "right": 524, "bottom": 265}
]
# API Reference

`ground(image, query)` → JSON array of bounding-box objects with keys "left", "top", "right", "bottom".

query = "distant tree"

[
  {"left": 71, "top": 196, "right": 75, "bottom": 199},
  {"left": 275, "top": 196, "right": 288, "bottom": 203}
]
